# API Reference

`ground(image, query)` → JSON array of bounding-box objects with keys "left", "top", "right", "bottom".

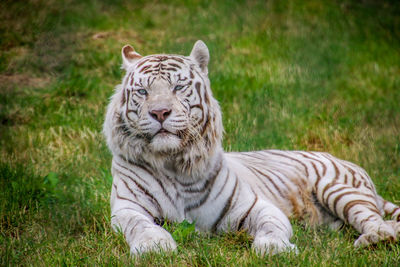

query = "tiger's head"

[{"left": 104, "top": 41, "right": 223, "bottom": 175}]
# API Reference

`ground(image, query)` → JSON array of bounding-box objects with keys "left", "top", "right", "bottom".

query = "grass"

[{"left": 1, "top": 0, "right": 400, "bottom": 265}]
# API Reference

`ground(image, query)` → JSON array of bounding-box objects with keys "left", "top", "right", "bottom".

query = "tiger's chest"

[
  {"left": 112, "top": 159, "right": 231, "bottom": 230},
  {"left": 152, "top": 177, "right": 228, "bottom": 230},
  {"left": 152, "top": 167, "right": 261, "bottom": 232}
]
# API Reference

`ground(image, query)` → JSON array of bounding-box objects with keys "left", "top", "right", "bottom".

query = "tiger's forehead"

[{"left": 126, "top": 54, "right": 195, "bottom": 87}]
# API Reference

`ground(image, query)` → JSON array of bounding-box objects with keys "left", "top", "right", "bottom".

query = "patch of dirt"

[
  {"left": 0, "top": 73, "right": 52, "bottom": 92},
  {"left": 91, "top": 32, "right": 111, "bottom": 40},
  {"left": 90, "top": 29, "right": 144, "bottom": 45}
]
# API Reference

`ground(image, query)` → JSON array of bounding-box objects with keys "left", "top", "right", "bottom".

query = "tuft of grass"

[{"left": 1, "top": 0, "right": 400, "bottom": 266}]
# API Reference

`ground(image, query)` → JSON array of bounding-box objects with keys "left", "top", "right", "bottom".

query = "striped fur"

[{"left": 103, "top": 41, "right": 400, "bottom": 255}]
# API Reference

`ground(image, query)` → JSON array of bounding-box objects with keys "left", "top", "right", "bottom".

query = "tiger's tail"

[{"left": 378, "top": 195, "right": 400, "bottom": 221}]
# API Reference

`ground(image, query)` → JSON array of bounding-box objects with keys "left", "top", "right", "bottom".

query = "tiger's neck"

[{"left": 138, "top": 145, "right": 224, "bottom": 182}]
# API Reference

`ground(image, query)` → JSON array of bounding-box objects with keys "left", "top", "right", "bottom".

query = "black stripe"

[
  {"left": 298, "top": 152, "right": 327, "bottom": 180},
  {"left": 184, "top": 164, "right": 221, "bottom": 213},
  {"left": 183, "top": 160, "right": 222, "bottom": 193},
  {"left": 138, "top": 65, "right": 152, "bottom": 73},
  {"left": 245, "top": 165, "right": 280, "bottom": 200},
  {"left": 136, "top": 59, "right": 149, "bottom": 68},
  {"left": 129, "top": 72, "right": 135, "bottom": 86},
  {"left": 320, "top": 159, "right": 340, "bottom": 200},
  {"left": 114, "top": 168, "right": 163, "bottom": 214},
  {"left": 252, "top": 166, "right": 287, "bottom": 199},
  {"left": 190, "top": 104, "right": 203, "bottom": 109},
  {"left": 194, "top": 82, "right": 205, "bottom": 127},
  {"left": 343, "top": 200, "right": 379, "bottom": 221},
  {"left": 267, "top": 151, "right": 310, "bottom": 177},
  {"left": 163, "top": 67, "right": 178, "bottom": 72},
  {"left": 120, "top": 177, "right": 138, "bottom": 198},
  {"left": 170, "top": 57, "right": 184, "bottom": 64},
  {"left": 115, "top": 161, "right": 150, "bottom": 186},
  {"left": 309, "top": 152, "right": 327, "bottom": 176},
  {"left": 130, "top": 166, "right": 177, "bottom": 209},
  {"left": 332, "top": 190, "right": 373, "bottom": 217},
  {"left": 168, "top": 63, "right": 182, "bottom": 69},
  {"left": 212, "top": 177, "right": 239, "bottom": 232},
  {"left": 143, "top": 69, "right": 155, "bottom": 74},
  {"left": 212, "top": 169, "right": 230, "bottom": 200},
  {"left": 324, "top": 186, "right": 345, "bottom": 207},
  {"left": 238, "top": 192, "right": 258, "bottom": 230}
]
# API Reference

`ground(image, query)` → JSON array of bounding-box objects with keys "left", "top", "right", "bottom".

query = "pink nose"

[{"left": 149, "top": 109, "right": 171, "bottom": 123}]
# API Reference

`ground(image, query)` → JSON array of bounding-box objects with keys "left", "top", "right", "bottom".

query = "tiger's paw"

[
  {"left": 252, "top": 235, "right": 298, "bottom": 256},
  {"left": 354, "top": 223, "right": 396, "bottom": 247},
  {"left": 385, "top": 220, "right": 400, "bottom": 241},
  {"left": 129, "top": 227, "right": 177, "bottom": 255}
]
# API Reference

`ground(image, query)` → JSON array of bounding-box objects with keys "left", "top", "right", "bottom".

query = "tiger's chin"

[{"left": 148, "top": 132, "right": 182, "bottom": 153}]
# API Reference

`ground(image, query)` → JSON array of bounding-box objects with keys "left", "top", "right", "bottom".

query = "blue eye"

[
  {"left": 174, "top": 85, "right": 184, "bottom": 91},
  {"left": 137, "top": 89, "right": 147, "bottom": 95}
]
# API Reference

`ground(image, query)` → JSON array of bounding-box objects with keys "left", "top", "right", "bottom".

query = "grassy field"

[{"left": 1, "top": 0, "right": 400, "bottom": 265}]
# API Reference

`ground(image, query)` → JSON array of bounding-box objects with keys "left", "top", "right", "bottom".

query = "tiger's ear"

[
  {"left": 121, "top": 45, "right": 142, "bottom": 70},
  {"left": 190, "top": 40, "right": 209, "bottom": 75}
]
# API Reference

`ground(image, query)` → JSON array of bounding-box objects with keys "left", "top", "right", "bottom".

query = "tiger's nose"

[{"left": 149, "top": 108, "right": 171, "bottom": 123}]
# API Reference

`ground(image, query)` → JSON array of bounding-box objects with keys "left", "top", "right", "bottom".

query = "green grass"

[{"left": 1, "top": 0, "right": 400, "bottom": 265}]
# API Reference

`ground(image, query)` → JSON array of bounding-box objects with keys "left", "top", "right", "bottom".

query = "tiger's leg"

[
  {"left": 243, "top": 199, "right": 297, "bottom": 255},
  {"left": 319, "top": 184, "right": 397, "bottom": 246},
  {"left": 110, "top": 177, "right": 177, "bottom": 255},
  {"left": 377, "top": 197, "right": 400, "bottom": 240},
  {"left": 380, "top": 196, "right": 400, "bottom": 222},
  {"left": 350, "top": 206, "right": 397, "bottom": 247},
  {"left": 112, "top": 208, "right": 177, "bottom": 255}
]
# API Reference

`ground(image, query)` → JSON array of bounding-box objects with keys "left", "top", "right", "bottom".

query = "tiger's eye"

[
  {"left": 137, "top": 89, "right": 148, "bottom": 95},
  {"left": 174, "top": 85, "right": 184, "bottom": 91}
]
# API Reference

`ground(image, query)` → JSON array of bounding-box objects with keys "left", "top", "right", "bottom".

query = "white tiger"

[{"left": 103, "top": 40, "right": 400, "bottom": 255}]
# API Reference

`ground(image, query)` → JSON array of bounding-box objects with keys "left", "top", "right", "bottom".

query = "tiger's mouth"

[
  {"left": 157, "top": 128, "right": 170, "bottom": 134},
  {"left": 153, "top": 128, "right": 186, "bottom": 140},
  {"left": 154, "top": 128, "right": 181, "bottom": 140},
  {"left": 155, "top": 128, "right": 173, "bottom": 136}
]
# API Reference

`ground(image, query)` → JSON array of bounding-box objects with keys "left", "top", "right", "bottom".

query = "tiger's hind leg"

[
  {"left": 380, "top": 196, "right": 400, "bottom": 222},
  {"left": 380, "top": 197, "right": 400, "bottom": 239},
  {"left": 349, "top": 204, "right": 397, "bottom": 247},
  {"left": 319, "top": 184, "right": 398, "bottom": 247}
]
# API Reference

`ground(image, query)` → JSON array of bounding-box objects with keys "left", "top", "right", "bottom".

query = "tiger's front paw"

[
  {"left": 252, "top": 234, "right": 298, "bottom": 256},
  {"left": 129, "top": 227, "right": 177, "bottom": 255}
]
